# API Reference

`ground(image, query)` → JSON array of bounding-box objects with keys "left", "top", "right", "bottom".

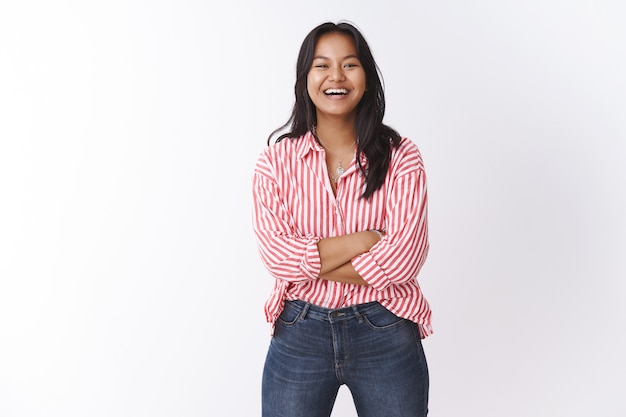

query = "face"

[{"left": 307, "top": 32, "right": 366, "bottom": 123}]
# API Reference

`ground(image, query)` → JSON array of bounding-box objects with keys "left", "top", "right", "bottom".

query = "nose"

[{"left": 328, "top": 66, "right": 345, "bottom": 82}]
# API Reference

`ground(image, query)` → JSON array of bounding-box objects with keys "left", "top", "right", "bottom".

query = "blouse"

[{"left": 252, "top": 131, "right": 432, "bottom": 338}]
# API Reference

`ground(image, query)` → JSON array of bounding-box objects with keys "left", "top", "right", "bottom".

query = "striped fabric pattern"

[{"left": 252, "top": 131, "right": 432, "bottom": 338}]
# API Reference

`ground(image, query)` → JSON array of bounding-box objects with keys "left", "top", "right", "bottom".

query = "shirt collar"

[
  {"left": 296, "top": 130, "right": 324, "bottom": 160},
  {"left": 297, "top": 130, "right": 368, "bottom": 168}
]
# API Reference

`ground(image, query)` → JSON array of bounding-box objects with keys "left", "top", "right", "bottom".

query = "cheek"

[
  {"left": 306, "top": 78, "right": 321, "bottom": 102},
  {"left": 306, "top": 73, "right": 318, "bottom": 89},
  {"left": 305, "top": 75, "right": 313, "bottom": 93},
  {"left": 358, "top": 73, "right": 367, "bottom": 91}
]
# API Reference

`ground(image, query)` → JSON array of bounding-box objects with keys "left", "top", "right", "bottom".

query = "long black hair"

[{"left": 267, "top": 21, "right": 401, "bottom": 199}]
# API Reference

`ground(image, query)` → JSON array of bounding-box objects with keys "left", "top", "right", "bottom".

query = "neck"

[{"left": 314, "top": 117, "right": 357, "bottom": 150}]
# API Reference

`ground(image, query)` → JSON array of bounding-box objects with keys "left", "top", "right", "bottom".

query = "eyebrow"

[{"left": 312, "top": 54, "right": 360, "bottom": 60}]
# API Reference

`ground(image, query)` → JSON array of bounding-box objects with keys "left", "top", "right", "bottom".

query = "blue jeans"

[{"left": 262, "top": 300, "right": 429, "bottom": 417}]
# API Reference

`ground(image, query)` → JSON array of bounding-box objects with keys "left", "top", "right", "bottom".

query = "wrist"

[{"left": 370, "top": 229, "right": 383, "bottom": 239}]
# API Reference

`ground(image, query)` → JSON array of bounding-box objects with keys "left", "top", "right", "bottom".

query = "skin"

[
  {"left": 309, "top": 32, "right": 383, "bottom": 286},
  {"left": 307, "top": 32, "right": 367, "bottom": 135}
]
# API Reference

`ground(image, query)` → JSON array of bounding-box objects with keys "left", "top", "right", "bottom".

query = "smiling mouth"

[{"left": 324, "top": 88, "right": 348, "bottom": 96}]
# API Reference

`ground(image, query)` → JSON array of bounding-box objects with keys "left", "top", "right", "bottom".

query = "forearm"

[
  {"left": 318, "top": 261, "right": 369, "bottom": 286},
  {"left": 317, "top": 231, "right": 381, "bottom": 274},
  {"left": 353, "top": 169, "right": 429, "bottom": 290}
]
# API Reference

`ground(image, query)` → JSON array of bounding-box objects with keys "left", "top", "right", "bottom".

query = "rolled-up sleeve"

[
  {"left": 252, "top": 156, "right": 321, "bottom": 283},
  {"left": 352, "top": 159, "right": 429, "bottom": 291}
]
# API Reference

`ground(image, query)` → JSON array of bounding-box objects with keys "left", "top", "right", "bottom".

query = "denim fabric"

[{"left": 262, "top": 300, "right": 429, "bottom": 417}]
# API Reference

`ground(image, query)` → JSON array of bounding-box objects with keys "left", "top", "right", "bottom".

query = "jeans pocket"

[
  {"left": 363, "top": 306, "right": 406, "bottom": 330},
  {"left": 277, "top": 302, "right": 301, "bottom": 325}
]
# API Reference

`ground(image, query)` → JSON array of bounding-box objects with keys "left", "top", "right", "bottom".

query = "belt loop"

[
  {"left": 353, "top": 305, "right": 364, "bottom": 323},
  {"left": 299, "top": 302, "right": 311, "bottom": 320}
]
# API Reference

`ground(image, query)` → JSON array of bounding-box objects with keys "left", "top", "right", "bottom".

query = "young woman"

[{"left": 252, "top": 21, "right": 432, "bottom": 417}]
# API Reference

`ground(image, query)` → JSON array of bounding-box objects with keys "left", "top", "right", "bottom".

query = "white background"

[{"left": 1, "top": 1, "right": 625, "bottom": 416}]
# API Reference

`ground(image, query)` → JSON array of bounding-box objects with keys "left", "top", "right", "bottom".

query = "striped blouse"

[{"left": 252, "top": 131, "right": 432, "bottom": 338}]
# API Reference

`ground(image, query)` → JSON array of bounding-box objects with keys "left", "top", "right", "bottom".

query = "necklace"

[
  {"left": 329, "top": 145, "right": 355, "bottom": 182},
  {"left": 312, "top": 127, "right": 357, "bottom": 183},
  {"left": 324, "top": 141, "right": 356, "bottom": 183}
]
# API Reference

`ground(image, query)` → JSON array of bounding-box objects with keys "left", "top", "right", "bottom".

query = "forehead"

[{"left": 313, "top": 32, "right": 358, "bottom": 57}]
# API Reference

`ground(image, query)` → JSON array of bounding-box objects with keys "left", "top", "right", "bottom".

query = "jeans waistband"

[{"left": 285, "top": 299, "right": 383, "bottom": 322}]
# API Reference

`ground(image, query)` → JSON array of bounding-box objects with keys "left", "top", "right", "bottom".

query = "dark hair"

[{"left": 267, "top": 21, "right": 401, "bottom": 199}]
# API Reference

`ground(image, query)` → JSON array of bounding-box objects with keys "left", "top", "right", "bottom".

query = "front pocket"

[
  {"left": 363, "top": 307, "right": 406, "bottom": 330},
  {"left": 277, "top": 302, "right": 301, "bottom": 325}
]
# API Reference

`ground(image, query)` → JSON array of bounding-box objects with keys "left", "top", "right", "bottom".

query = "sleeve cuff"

[
  {"left": 300, "top": 241, "right": 322, "bottom": 280},
  {"left": 352, "top": 251, "right": 391, "bottom": 291}
]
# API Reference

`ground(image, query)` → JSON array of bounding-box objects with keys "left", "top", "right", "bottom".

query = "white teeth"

[{"left": 324, "top": 88, "right": 348, "bottom": 95}]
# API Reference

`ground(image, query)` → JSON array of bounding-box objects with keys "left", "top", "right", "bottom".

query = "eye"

[
  {"left": 344, "top": 62, "right": 360, "bottom": 68},
  {"left": 312, "top": 60, "right": 329, "bottom": 69}
]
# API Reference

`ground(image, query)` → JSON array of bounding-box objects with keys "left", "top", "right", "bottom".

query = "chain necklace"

[
  {"left": 327, "top": 142, "right": 356, "bottom": 183},
  {"left": 312, "top": 126, "right": 357, "bottom": 183}
]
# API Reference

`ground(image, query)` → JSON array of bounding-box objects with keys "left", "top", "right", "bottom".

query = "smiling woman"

[
  {"left": 252, "top": 21, "right": 432, "bottom": 417},
  {"left": 307, "top": 32, "right": 367, "bottom": 123}
]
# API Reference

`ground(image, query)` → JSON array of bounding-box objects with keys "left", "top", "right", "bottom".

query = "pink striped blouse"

[{"left": 252, "top": 131, "right": 432, "bottom": 338}]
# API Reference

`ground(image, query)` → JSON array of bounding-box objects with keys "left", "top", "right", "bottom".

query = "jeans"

[{"left": 262, "top": 300, "right": 429, "bottom": 417}]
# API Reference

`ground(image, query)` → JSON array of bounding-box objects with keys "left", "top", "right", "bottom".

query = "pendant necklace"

[
  {"left": 312, "top": 126, "right": 357, "bottom": 183},
  {"left": 327, "top": 142, "right": 356, "bottom": 183}
]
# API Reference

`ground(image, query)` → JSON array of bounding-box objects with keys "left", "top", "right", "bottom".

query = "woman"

[{"left": 252, "top": 21, "right": 432, "bottom": 417}]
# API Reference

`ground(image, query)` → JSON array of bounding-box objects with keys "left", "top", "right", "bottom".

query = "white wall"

[{"left": 1, "top": 1, "right": 624, "bottom": 416}]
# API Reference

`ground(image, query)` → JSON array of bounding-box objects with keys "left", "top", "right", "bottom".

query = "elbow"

[
  {"left": 260, "top": 252, "right": 318, "bottom": 283},
  {"left": 381, "top": 242, "right": 430, "bottom": 286}
]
